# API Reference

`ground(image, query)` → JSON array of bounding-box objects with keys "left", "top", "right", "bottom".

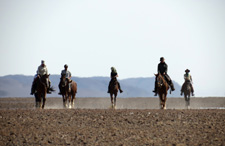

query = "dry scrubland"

[{"left": 0, "top": 97, "right": 224, "bottom": 146}]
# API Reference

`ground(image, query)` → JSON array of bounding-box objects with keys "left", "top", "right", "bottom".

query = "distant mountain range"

[{"left": 0, "top": 75, "right": 181, "bottom": 98}]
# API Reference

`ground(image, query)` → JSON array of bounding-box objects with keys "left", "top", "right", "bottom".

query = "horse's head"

[
  {"left": 156, "top": 73, "right": 164, "bottom": 88},
  {"left": 40, "top": 74, "right": 49, "bottom": 82},
  {"left": 60, "top": 75, "right": 68, "bottom": 88}
]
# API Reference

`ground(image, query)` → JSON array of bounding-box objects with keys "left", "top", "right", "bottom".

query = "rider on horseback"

[
  {"left": 107, "top": 67, "right": 123, "bottom": 93},
  {"left": 58, "top": 64, "right": 72, "bottom": 95},
  {"left": 181, "top": 69, "right": 194, "bottom": 96},
  {"left": 153, "top": 57, "right": 175, "bottom": 96},
  {"left": 30, "top": 60, "right": 52, "bottom": 95}
]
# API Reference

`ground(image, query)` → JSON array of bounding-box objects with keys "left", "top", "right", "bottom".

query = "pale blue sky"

[{"left": 0, "top": 0, "right": 225, "bottom": 96}]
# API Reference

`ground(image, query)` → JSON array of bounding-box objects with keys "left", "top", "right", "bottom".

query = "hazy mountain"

[{"left": 0, "top": 75, "right": 181, "bottom": 98}]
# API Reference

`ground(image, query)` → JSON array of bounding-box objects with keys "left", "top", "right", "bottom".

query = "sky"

[{"left": 0, "top": 0, "right": 225, "bottom": 96}]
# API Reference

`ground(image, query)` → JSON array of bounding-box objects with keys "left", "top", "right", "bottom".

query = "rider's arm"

[
  {"left": 46, "top": 66, "right": 48, "bottom": 75},
  {"left": 37, "top": 66, "right": 40, "bottom": 75},
  {"left": 165, "top": 63, "right": 168, "bottom": 74},
  {"left": 69, "top": 71, "right": 72, "bottom": 79}
]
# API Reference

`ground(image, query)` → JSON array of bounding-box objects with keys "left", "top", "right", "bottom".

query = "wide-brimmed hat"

[{"left": 185, "top": 69, "right": 190, "bottom": 72}]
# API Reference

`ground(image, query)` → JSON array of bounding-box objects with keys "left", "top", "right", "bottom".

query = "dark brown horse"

[
  {"left": 109, "top": 77, "right": 118, "bottom": 109},
  {"left": 183, "top": 81, "right": 191, "bottom": 109},
  {"left": 60, "top": 76, "right": 77, "bottom": 108},
  {"left": 155, "top": 73, "right": 169, "bottom": 109},
  {"left": 34, "top": 74, "right": 53, "bottom": 109}
]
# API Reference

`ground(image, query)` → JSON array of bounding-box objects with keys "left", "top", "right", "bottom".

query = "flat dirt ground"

[{"left": 0, "top": 97, "right": 224, "bottom": 146}]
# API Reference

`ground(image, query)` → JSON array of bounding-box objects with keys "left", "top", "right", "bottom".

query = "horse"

[
  {"left": 155, "top": 73, "right": 169, "bottom": 109},
  {"left": 109, "top": 77, "right": 118, "bottom": 109},
  {"left": 183, "top": 81, "right": 191, "bottom": 109},
  {"left": 60, "top": 75, "right": 77, "bottom": 108},
  {"left": 34, "top": 74, "right": 54, "bottom": 109}
]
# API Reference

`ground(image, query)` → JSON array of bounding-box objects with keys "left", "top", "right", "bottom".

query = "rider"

[
  {"left": 58, "top": 64, "right": 72, "bottom": 95},
  {"left": 181, "top": 69, "right": 194, "bottom": 96},
  {"left": 107, "top": 67, "right": 123, "bottom": 93},
  {"left": 30, "top": 60, "right": 51, "bottom": 95},
  {"left": 152, "top": 57, "right": 175, "bottom": 96}
]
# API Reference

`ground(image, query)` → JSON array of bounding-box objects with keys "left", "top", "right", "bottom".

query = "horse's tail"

[{"left": 49, "top": 86, "right": 55, "bottom": 92}]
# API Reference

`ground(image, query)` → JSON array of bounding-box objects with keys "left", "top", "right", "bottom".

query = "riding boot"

[
  {"left": 118, "top": 82, "right": 123, "bottom": 93},
  {"left": 180, "top": 83, "right": 184, "bottom": 96},
  {"left": 30, "top": 82, "right": 35, "bottom": 95},
  {"left": 30, "top": 78, "right": 37, "bottom": 95},
  {"left": 170, "top": 81, "right": 175, "bottom": 91},
  {"left": 107, "top": 82, "right": 111, "bottom": 93},
  {"left": 191, "top": 84, "right": 194, "bottom": 96},
  {"left": 58, "top": 83, "right": 62, "bottom": 95},
  {"left": 47, "top": 81, "right": 51, "bottom": 94},
  {"left": 152, "top": 79, "right": 157, "bottom": 96}
]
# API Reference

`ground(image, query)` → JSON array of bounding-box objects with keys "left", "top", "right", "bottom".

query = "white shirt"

[
  {"left": 61, "top": 70, "right": 71, "bottom": 79},
  {"left": 37, "top": 65, "right": 48, "bottom": 76}
]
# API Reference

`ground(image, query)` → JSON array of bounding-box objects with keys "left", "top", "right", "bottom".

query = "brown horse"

[
  {"left": 109, "top": 77, "right": 118, "bottom": 109},
  {"left": 60, "top": 76, "right": 77, "bottom": 108},
  {"left": 34, "top": 74, "right": 54, "bottom": 109},
  {"left": 183, "top": 81, "right": 191, "bottom": 109},
  {"left": 155, "top": 73, "right": 169, "bottom": 109}
]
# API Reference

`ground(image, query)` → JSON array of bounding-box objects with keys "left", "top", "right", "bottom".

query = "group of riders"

[{"left": 30, "top": 57, "right": 194, "bottom": 96}]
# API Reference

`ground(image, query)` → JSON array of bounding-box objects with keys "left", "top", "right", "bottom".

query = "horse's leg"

[
  {"left": 114, "top": 92, "right": 117, "bottom": 109},
  {"left": 110, "top": 93, "right": 114, "bottom": 108},
  {"left": 35, "top": 94, "right": 39, "bottom": 108},
  {"left": 42, "top": 93, "right": 46, "bottom": 109},
  {"left": 35, "top": 96, "right": 40, "bottom": 109},
  {"left": 68, "top": 93, "right": 72, "bottom": 109},
  {"left": 188, "top": 92, "right": 191, "bottom": 109},
  {"left": 164, "top": 94, "right": 167, "bottom": 109},
  {"left": 71, "top": 93, "right": 75, "bottom": 108},
  {"left": 36, "top": 94, "right": 42, "bottom": 109},
  {"left": 159, "top": 94, "right": 163, "bottom": 109},
  {"left": 161, "top": 94, "right": 165, "bottom": 109},
  {"left": 62, "top": 95, "right": 66, "bottom": 108},
  {"left": 72, "top": 83, "right": 77, "bottom": 108}
]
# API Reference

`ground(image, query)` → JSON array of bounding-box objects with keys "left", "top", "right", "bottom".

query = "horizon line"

[{"left": 0, "top": 74, "right": 156, "bottom": 79}]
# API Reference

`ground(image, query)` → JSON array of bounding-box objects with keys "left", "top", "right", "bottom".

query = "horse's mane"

[{"left": 158, "top": 73, "right": 167, "bottom": 86}]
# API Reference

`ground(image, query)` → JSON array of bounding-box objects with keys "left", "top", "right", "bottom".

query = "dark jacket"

[{"left": 158, "top": 62, "right": 168, "bottom": 74}]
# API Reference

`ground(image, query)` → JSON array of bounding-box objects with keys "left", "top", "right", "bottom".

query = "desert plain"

[{"left": 0, "top": 97, "right": 224, "bottom": 146}]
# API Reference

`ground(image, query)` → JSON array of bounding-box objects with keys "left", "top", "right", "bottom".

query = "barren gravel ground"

[{"left": 0, "top": 97, "right": 224, "bottom": 146}]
